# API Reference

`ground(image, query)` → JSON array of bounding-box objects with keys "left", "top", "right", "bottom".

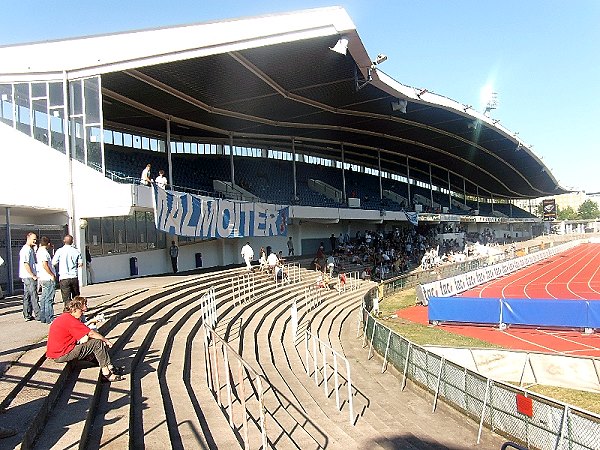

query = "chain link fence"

[{"left": 361, "top": 307, "right": 600, "bottom": 449}]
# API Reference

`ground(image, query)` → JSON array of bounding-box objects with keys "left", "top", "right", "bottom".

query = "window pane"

[
  {"left": 101, "top": 217, "right": 115, "bottom": 254},
  {"left": 14, "top": 83, "right": 30, "bottom": 135},
  {"left": 146, "top": 212, "right": 156, "bottom": 249},
  {"left": 114, "top": 217, "right": 126, "bottom": 253},
  {"left": 71, "top": 117, "right": 85, "bottom": 162},
  {"left": 86, "top": 126, "right": 102, "bottom": 171},
  {"left": 50, "top": 109, "right": 65, "bottom": 153},
  {"left": 32, "top": 98, "right": 49, "bottom": 144},
  {"left": 136, "top": 211, "right": 147, "bottom": 251},
  {"left": 84, "top": 77, "right": 100, "bottom": 124},
  {"left": 70, "top": 80, "right": 83, "bottom": 116},
  {"left": 31, "top": 82, "right": 47, "bottom": 98},
  {"left": 0, "top": 84, "right": 14, "bottom": 127},
  {"left": 125, "top": 215, "right": 137, "bottom": 252},
  {"left": 87, "top": 218, "right": 102, "bottom": 256},
  {"left": 48, "top": 82, "right": 63, "bottom": 107}
]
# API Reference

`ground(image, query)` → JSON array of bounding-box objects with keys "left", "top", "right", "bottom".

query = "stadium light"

[
  {"left": 373, "top": 53, "right": 388, "bottom": 65},
  {"left": 330, "top": 37, "right": 348, "bottom": 55}
]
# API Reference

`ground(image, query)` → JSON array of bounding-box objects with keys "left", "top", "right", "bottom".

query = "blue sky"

[{"left": 3, "top": 1, "right": 599, "bottom": 194}]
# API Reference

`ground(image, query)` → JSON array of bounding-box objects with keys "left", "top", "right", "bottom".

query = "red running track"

[{"left": 397, "top": 243, "right": 600, "bottom": 357}]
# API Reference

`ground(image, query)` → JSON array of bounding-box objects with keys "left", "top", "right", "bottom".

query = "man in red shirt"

[{"left": 47, "top": 296, "right": 124, "bottom": 382}]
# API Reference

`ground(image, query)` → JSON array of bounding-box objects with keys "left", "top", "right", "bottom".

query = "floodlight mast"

[{"left": 483, "top": 92, "right": 498, "bottom": 116}]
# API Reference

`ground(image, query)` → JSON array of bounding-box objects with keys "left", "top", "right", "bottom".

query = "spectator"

[
  {"left": 287, "top": 236, "right": 294, "bottom": 256},
  {"left": 155, "top": 169, "right": 167, "bottom": 189},
  {"left": 140, "top": 163, "right": 152, "bottom": 186},
  {"left": 240, "top": 242, "right": 254, "bottom": 271},
  {"left": 258, "top": 247, "right": 268, "bottom": 272},
  {"left": 85, "top": 247, "right": 94, "bottom": 285},
  {"left": 36, "top": 236, "right": 56, "bottom": 324},
  {"left": 329, "top": 233, "right": 336, "bottom": 253},
  {"left": 169, "top": 241, "right": 179, "bottom": 273},
  {"left": 19, "top": 232, "right": 40, "bottom": 321},
  {"left": 267, "top": 250, "right": 279, "bottom": 273},
  {"left": 46, "top": 296, "right": 124, "bottom": 382},
  {"left": 52, "top": 235, "right": 82, "bottom": 306}
]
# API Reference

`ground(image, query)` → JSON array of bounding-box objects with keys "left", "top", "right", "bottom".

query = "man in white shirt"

[
  {"left": 267, "top": 251, "right": 279, "bottom": 273},
  {"left": 37, "top": 236, "right": 57, "bottom": 323},
  {"left": 240, "top": 242, "right": 254, "bottom": 271},
  {"left": 19, "top": 232, "right": 40, "bottom": 321},
  {"left": 155, "top": 169, "right": 167, "bottom": 189},
  {"left": 140, "top": 163, "right": 152, "bottom": 186}
]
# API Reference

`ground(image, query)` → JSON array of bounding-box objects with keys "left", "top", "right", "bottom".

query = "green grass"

[
  {"left": 379, "top": 288, "right": 500, "bottom": 349},
  {"left": 380, "top": 287, "right": 600, "bottom": 415}
]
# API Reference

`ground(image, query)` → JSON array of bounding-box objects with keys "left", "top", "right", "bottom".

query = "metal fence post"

[
  {"left": 382, "top": 328, "right": 392, "bottom": 373},
  {"left": 367, "top": 319, "right": 377, "bottom": 359},
  {"left": 432, "top": 357, "right": 445, "bottom": 412},
  {"left": 477, "top": 378, "right": 491, "bottom": 444},
  {"left": 402, "top": 342, "right": 412, "bottom": 391},
  {"left": 554, "top": 405, "right": 569, "bottom": 450}
]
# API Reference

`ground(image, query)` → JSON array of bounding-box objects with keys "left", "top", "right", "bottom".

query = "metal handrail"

[
  {"left": 304, "top": 329, "right": 354, "bottom": 425},
  {"left": 202, "top": 322, "right": 268, "bottom": 449}
]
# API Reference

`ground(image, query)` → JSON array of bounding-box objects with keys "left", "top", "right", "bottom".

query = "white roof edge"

[
  {"left": 0, "top": 7, "right": 356, "bottom": 78},
  {"left": 372, "top": 70, "right": 564, "bottom": 190}
]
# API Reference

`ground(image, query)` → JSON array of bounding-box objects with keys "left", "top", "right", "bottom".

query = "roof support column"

[
  {"left": 229, "top": 132, "right": 235, "bottom": 186},
  {"left": 378, "top": 150, "right": 383, "bottom": 200},
  {"left": 341, "top": 143, "right": 346, "bottom": 204},
  {"left": 491, "top": 193, "right": 494, "bottom": 212},
  {"left": 5, "top": 207, "right": 14, "bottom": 295},
  {"left": 406, "top": 156, "right": 411, "bottom": 210},
  {"left": 429, "top": 164, "right": 433, "bottom": 209},
  {"left": 463, "top": 178, "right": 467, "bottom": 205},
  {"left": 166, "top": 117, "right": 173, "bottom": 189},
  {"left": 476, "top": 185, "right": 480, "bottom": 211},
  {"left": 447, "top": 171, "right": 452, "bottom": 212},
  {"left": 292, "top": 137, "right": 297, "bottom": 201},
  {"left": 63, "top": 71, "right": 76, "bottom": 241}
]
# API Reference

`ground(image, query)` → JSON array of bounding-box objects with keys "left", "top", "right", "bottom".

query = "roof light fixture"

[{"left": 391, "top": 98, "right": 407, "bottom": 113}]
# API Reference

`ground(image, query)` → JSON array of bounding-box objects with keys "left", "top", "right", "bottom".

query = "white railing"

[
  {"left": 273, "top": 262, "right": 301, "bottom": 287},
  {"left": 304, "top": 329, "right": 354, "bottom": 425},
  {"left": 202, "top": 322, "right": 268, "bottom": 449},
  {"left": 200, "top": 287, "right": 217, "bottom": 329},
  {"left": 336, "top": 271, "right": 360, "bottom": 294},
  {"left": 304, "top": 286, "right": 324, "bottom": 311},
  {"left": 231, "top": 273, "right": 255, "bottom": 306}
]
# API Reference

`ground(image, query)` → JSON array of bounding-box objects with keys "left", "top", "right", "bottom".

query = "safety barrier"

[
  {"left": 202, "top": 322, "right": 268, "bottom": 449},
  {"left": 416, "top": 240, "right": 581, "bottom": 305},
  {"left": 273, "top": 262, "right": 302, "bottom": 287},
  {"left": 305, "top": 329, "right": 354, "bottom": 425},
  {"left": 200, "top": 287, "right": 217, "bottom": 329},
  {"left": 360, "top": 302, "right": 600, "bottom": 449},
  {"left": 231, "top": 273, "right": 255, "bottom": 306},
  {"left": 336, "top": 271, "right": 360, "bottom": 294},
  {"left": 428, "top": 296, "right": 600, "bottom": 330}
]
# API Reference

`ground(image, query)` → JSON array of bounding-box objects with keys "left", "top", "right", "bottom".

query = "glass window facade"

[{"left": 86, "top": 213, "right": 167, "bottom": 257}]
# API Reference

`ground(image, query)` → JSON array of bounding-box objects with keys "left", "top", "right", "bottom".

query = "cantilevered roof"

[{"left": 0, "top": 7, "right": 567, "bottom": 199}]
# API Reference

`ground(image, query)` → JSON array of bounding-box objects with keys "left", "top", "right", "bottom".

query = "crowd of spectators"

[{"left": 311, "top": 225, "right": 508, "bottom": 281}]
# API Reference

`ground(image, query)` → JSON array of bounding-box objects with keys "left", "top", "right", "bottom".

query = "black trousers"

[
  {"left": 59, "top": 277, "right": 80, "bottom": 305},
  {"left": 171, "top": 257, "right": 178, "bottom": 273},
  {"left": 56, "top": 338, "right": 111, "bottom": 368}
]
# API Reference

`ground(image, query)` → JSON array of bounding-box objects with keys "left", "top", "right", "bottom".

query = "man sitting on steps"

[{"left": 46, "top": 296, "right": 124, "bottom": 382}]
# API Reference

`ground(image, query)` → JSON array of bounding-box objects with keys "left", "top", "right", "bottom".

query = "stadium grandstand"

[
  {"left": 2, "top": 7, "right": 593, "bottom": 450},
  {"left": 0, "top": 6, "right": 565, "bottom": 290}
]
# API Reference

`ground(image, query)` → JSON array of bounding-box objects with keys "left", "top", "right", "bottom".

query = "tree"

[
  {"left": 557, "top": 206, "right": 577, "bottom": 220},
  {"left": 578, "top": 199, "right": 600, "bottom": 220}
]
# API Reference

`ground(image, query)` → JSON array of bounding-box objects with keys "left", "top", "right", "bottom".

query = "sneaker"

[{"left": 25, "top": 317, "right": 34, "bottom": 321}]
